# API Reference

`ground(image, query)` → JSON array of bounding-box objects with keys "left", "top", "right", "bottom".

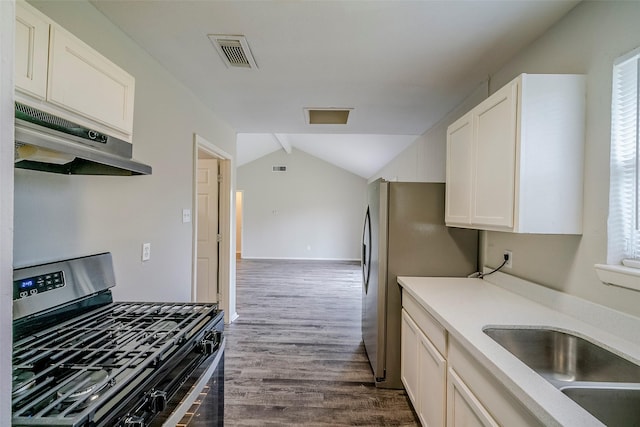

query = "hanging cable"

[{"left": 474, "top": 252, "right": 510, "bottom": 279}]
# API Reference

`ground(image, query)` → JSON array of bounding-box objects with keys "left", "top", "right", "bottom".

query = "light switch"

[{"left": 182, "top": 209, "right": 191, "bottom": 223}]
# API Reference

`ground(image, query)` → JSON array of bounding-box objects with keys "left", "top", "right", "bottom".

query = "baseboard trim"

[{"left": 240, "top": 256, "right": 360, "bottom": 262}]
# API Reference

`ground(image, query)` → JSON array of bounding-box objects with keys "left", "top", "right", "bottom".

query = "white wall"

[
  {"left": 13, "top": 1, "right": 236, "bottom": 305},
  {"left": 238, "top": 148, "right": 367, "bottom": 260},
  {"left": 1, "top": 1, "right": 15, "bottom": 423},
  {"left": 370, "top": 81, "right": 487, "bottom": 183},
  {"left": 481, "top": 1, "right": 640, "bottom": 318}
]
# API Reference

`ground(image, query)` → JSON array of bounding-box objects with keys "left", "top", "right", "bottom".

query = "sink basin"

[
  {"left": 483, "top": 327, "right": 640, "bottom": 425},
  {"left": 483, "top": 327, "right": 640, "bottom": 385},
  {"left": 561, "top": 386, "right": 640, "bottom": 426}
]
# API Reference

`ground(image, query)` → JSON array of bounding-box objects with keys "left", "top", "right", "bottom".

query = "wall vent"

[
  {"left": 208, "top": 34, "right": 258, "bottom": 69},
  {"left": 272, "top": 166, "right": 287, "bottom": 172}
]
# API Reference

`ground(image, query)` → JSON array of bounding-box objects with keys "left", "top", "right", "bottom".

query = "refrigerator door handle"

[
  {"left": 363, "top": 243, "right": 367, "bottom": 266},
  {"left": 362, "top": 207, "right": 372, "bottom": 293}
]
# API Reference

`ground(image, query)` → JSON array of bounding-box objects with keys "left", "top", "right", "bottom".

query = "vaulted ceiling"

[{"left": 91, "top": 0, "right": 579, "bottom": 178}]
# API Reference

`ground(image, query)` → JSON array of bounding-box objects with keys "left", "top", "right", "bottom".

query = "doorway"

[
  {"left": 192, "top": 134, "right": 236, "bottom": 323},
  {"left": 235, "top": 191, "right": 243, "bottom": 259}
]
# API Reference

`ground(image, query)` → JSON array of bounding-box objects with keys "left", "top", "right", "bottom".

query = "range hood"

[{"left": 14, "top": 103, "right": 152, "bottom": 176}]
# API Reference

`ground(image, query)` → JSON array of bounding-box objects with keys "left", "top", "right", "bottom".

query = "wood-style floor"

[{"left": 189, "top": 259, "right": 419, "bottom": 426}]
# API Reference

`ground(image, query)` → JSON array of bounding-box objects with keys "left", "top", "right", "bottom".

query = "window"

[
  {"left": 608, "top": 47, "right": 640, "bottom": 267},
  {"left": 597, "top": 47, "right": 640, "bottom": 291}
]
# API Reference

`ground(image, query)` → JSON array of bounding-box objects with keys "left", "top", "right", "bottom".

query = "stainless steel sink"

[
  {"left": 484, "top": 327, "right": 640, "bottom": 425},
  {"left": 561, "top": 386, "right": 640, "bottom": 427},
  {"left": 483, "top": 327, "right": 640, "bottom": 385}
]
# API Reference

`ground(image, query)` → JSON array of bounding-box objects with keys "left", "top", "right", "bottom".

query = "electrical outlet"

[
  {"left": 504, "top": 250, "right": 513, "bottom": 269},
  {"left": 142, "top": 243, "right": 151, "bottom": 261}
]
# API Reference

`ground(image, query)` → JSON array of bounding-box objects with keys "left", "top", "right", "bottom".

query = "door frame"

[{"left": 192, "top": 134, "right": 237, "bottom": 323}]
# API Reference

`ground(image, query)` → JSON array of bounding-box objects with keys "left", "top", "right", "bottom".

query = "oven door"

[
  {"left": 112, "top": 333, "right": 225, "bottom": 427},
  {"left": 156, "top": 337, "right": 225, "bottom": 426}
]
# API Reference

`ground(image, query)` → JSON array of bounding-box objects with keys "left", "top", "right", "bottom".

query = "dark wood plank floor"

[{"left": 188, "top": 259, "right": 419, "bottom": 426}]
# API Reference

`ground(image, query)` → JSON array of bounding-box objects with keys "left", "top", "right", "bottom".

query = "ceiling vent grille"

[
  {"left": 272, "top": 166, "right": 287, "bottom": 172},
  {"left": 208, "top": 34, "right": 258, "bottom": 69},
  {"left": 304, "top": 108, "right": 352, "bottom": 125}
]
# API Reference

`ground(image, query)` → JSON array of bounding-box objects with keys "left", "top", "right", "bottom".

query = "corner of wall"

[{"left": 0, "top": 1, "right": 15, "bottom": 424}]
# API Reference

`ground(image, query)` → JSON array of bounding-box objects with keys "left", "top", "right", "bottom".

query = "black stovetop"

[{"left": 12, "top": 300, "right": 222, "bottom": 427}]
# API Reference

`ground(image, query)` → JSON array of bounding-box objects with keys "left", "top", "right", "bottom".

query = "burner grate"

[{"left": 12, "top": 301, "right": 220, "bottom": 426}]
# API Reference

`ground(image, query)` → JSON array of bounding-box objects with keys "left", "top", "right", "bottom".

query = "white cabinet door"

[
  {"left": 447, "top": 368, "right": 499, "bottom": 427},
  {"left": 445, "top": 112, "right": 473, "bottom": 225},
  {"left": 418, "top": 329, "right": 447, "bottom": 427},
  {"left": 401, "top": 309, "right": 420, "bottom": 405},
  {"left": 47, "top": 25, "right": 135, "bottom": 135},
  {"left": 402, "top": 309, "right": 447, "bottom": 427},
  {"left": 471, "top": 81, "right": 517, "bottom": 228},
  {"left": 15, "top": 1, "right": 49, "bottom": 99}
]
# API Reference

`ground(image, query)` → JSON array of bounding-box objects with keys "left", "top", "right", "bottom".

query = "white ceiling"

[{"left": 91, "top": 0, "right": 579, "bottom": 178}]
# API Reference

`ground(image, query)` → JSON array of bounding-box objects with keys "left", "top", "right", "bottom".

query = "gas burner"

[
  {"left": 58, "top": 370, "right": 110, "bottom": 404},
  {"left": 12, "top": 369, "right": 35, "bottom": 395},
  {"left": 148, "top": 320, "right": 178, "bottom": 344}
]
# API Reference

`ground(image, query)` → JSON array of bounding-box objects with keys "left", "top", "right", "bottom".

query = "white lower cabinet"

[
  {"left": 447, "top": 337, "right": 543, "bottom": 427},
  {"left": 402, "top": 292, "right": 542, "bottom": 427},
  {"left": 401, "top": 309, "right": 420, "bottom": 404},
  {"left": 401, "top": 309, "right": 446, "bottom": 427},
  {"left": 447, "top": 368, "right": 498, "bottom": 427}
]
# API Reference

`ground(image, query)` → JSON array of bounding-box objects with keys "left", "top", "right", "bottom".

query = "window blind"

[{"left": 608, "top": 48, "right": 640, "bottom": 265}]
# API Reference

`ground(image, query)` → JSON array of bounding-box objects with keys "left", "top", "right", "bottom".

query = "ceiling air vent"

[
  {"left": 208, "top": 34, "right": 258, "bottom": 69},
  {"left": 272, "top": 166, "right": 287, "bottom": 172},
  {"left": 304, "top": 108, "right": 352, "bottom": 125}
]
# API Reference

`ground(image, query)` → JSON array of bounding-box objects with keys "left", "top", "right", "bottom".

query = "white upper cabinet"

[
  {"left": 15, "top": 1, "right": 49, "bottom": 99},
  {"left": 445, "top": 74, "right": 586, "bottom": 234},
  {"left": 445, "top": 112, "right": 473, "bottom": 225},
  {"left": 471, "top": 82, "right": 518, "bottom": 228},
  {"left": 47, "top": 25, "right": 135, "bottom": 135},
  {"left": 14, "top": 1, "right": 135, "bottom": 141}
]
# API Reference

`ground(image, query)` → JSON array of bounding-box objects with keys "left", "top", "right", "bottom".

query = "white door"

[{"left": 196, "top": 158, "right": 219, "bottom": 303}]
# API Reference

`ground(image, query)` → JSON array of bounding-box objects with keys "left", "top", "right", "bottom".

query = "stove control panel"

[{"left": 13, "top": 271, "right": 65, "bottom": 300}]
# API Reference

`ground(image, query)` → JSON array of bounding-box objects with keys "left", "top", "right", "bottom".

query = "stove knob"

[
  {"left": 149, "top": 389, "right": 167, "bottom": 413},
  {"left": 200, "top": 331, "right": 220, "bottom": 355},
  {"left": 123, "top": 415, "right": 145, "bottom": 427}
]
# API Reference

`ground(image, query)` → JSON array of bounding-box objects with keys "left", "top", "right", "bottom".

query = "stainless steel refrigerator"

[{"left": 361, "top": 179, "right": 478, "bottom": 389}]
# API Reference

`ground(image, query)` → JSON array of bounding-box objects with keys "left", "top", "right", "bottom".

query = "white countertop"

[{"left": 398, "top": 273, "right": 640, "bottom": 427}]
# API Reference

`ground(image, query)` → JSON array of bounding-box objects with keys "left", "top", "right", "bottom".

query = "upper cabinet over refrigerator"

[{"left": 445, "top": 73, "right": 586, "bottom": 234}]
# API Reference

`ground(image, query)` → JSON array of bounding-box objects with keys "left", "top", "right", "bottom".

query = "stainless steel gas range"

[{"left": 11, "top": 253, "right": 224, "bottom": 427}]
